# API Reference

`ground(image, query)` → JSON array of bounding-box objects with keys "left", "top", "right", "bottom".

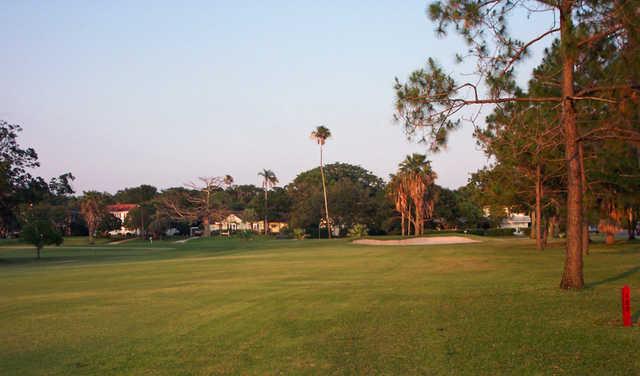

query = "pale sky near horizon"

[{"left": 1, "top": 1, "right": 556, "bottom": 193}]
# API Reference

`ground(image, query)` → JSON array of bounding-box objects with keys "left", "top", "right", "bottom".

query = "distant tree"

[
  {"left": 21, "top": 219, "right": 63, "bottom": 259},
  {"left": 310, "top": 125, "right": 332, "bottom": 238},
  {"left": 388, "top": 174, "right": 410, "bottom": 235},
  {"left": 431, "top": 186, "right": 457, "bottom": 229},
  {"left": 403, "top": 154, "right": 438, "bottom": 235},
  {"left": 97, "top": 213, "right": 122, "bottom": 237},
  {"left": 160, "top": 177, "right": 233, "bottom": 237},
  {"left": 227, "top": 184, "right": 262, "bottom": 211},
  {"left": 0, "top": 120, "right": 40, "bottom": 236},
  {"left": 390, "top": 154, "right": 438, "bottom": 236},
  {"left": 46, "top": 174, "right": 78, "bottom": 236},
  {"left": 251, "top": 187, "right": 292, "bottom": 225},
  {"left": 113, "top": 185, "right": 158, "bottom": 204},
  {"left": 242, "top": 208, "right": 258, "bottom": 223},
  {"left": 123, "top": 203, "right": 155, "bottom": 237},
  {"left": 590, "top": 140, "right": 640, "bottom": 245},
  {"left": 454, "top": 186, "right": 486, "bottom": 229},
  {"left": 48, "top": 173, "right": 75, "bottom": 198},
  {"left": 258, "top": 169, "right": 279, "bottom": 235},
  {"left": 288, "top": 163, "right": 387, "bottom": 235},
  {"left": 80, "top": 191, "right": 108, "bottom": 244},
  {"left": 147, "top": 216, "right": 171, "bottom": 239},
  {"left": 466, "top": 167, "right": 520, "bottom": 226},
  {"left": 59, "top": 197, "right": 88, "bottom": 236},
  {"left": 0, "top": 121, "right": 76, "bottom": 238}
]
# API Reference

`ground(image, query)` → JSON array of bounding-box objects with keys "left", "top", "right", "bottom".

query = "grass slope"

[{"left": 1, "top": 237, "right": 639, "bottom": 375}]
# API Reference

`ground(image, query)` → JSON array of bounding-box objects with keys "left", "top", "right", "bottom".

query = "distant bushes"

[
  {"left": 293, "top": 228, "right": 306, "bottom": 240},
  {"left": 348, "top": 224, "right": 369, "bottom": 239},
  {"left": 423, "top": 229, "right": 460, "bottom": 235},
  {"left": 459, "top": 228, "right": 515, "bottom": 236}
]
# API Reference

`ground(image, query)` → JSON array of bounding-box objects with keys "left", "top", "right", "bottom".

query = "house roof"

[{"left": 107, "top": 204, "right": 139, "bottom": 212}]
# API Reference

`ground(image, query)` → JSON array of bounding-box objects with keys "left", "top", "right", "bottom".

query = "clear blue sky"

[{"left": 1, "top": 1, "right": 555, "bottom": 193}]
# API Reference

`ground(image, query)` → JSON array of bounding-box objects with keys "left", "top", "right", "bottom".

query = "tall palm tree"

[
  {"left": 310, "top": 126, "right": 332, "bottom": 238},
  {"left": 258, "top": 169, "right": 278, "bottom": 235},
  {"left": 388, "top": 174, "right": 408, "bottom": 236},
  {"left": 398, "top": 154, "right": 438, "bottom": 235}
]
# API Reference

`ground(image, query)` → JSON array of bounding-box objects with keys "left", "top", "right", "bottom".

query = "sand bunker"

[{"left": 352, "top": 236, "right": 480, "bottom": 246}]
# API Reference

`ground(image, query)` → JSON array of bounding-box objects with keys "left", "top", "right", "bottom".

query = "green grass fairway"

[{"left": 1, "top": 237, "right": 639, "bottom": 375}]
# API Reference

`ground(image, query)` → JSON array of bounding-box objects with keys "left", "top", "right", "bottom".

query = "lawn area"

[{"left": 1, "top": 236, "right": 639, "bottom": 375}]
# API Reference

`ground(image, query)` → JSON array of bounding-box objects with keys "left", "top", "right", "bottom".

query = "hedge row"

[{"left": 459, "top": 228, "right": 516, "bottom": 236}]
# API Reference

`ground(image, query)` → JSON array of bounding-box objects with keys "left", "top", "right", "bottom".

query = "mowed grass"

[{"left": 1, "top": 236, "right": 639, "bottom": 375}]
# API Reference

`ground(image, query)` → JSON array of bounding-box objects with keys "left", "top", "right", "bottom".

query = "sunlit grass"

[{"left": 1, "top": 236, "right": 639, "bottom": 374}]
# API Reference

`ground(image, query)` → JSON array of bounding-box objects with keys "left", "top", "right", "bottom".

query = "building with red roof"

[{"left": 107, "top": 203, "right": 139, "bottom": 235}]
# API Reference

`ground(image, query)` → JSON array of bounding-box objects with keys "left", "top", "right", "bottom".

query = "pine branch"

[
  {"left": 577, "top": 24, "right": 624, "bottom": 48},
  {"left": 502, "top": 27, "right": 560, "bottom": 74}
]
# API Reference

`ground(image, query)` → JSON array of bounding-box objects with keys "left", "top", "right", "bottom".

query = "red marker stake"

[{"left": 622, "top": 285, "right": 631, "bottom": 327}]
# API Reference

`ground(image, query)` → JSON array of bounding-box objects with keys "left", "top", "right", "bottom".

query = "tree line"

[{"left": 1, "top": 119, "right": 495, "bottom": 251}]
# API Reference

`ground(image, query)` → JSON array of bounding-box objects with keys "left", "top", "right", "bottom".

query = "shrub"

[
  {"left": 293, "top": 228, "right": 306, "bottom": 240},
  {"left": 458, "top": 228, "right": 516, "bottom": 236},
  {"left": 348, "top": 224, "right": 369, "bottom": 238},
  {"left": 236, "top": 230, "right": 254, "bottom": 241},
  {"left": 276, "top": 226, "right": 294, "bottom": 239},
  {"left": 423, "top": 229, "right": 460, "bottom": 235},
  {"left": 485, "top": 228, "right": 516, "bottom": 236},
  {"left": 460, "top": 228, "right": 486, "bottom": 236},
  {"left": 148, "top": 218, "right": 171, "bottom": 239}
]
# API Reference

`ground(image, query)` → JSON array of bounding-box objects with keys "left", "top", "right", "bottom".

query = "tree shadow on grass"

[
  {"left": 0, "top": 252, "right": 160, "bottom": 267},
  {"left": 585, "top": 266, "right": 640, "bottom": 289},
  {"left": 0, "top": 256, "right": 79, "bottom": 267},
  {"left": 598, "top": 247, "right": 640, "bottom": 255}
]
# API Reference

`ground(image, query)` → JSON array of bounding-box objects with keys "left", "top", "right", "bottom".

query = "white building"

[
  {"left": 210, "top": 213, "right": 288, "bottom": 234},
  {"left": 500, "top": 213, "right": 531, "bottom": 231},
  {"left": 483, "top": 206, "right": 531, "bottom": 231},
  {"left": 106, "top": 203, "right": 139, "bottom": 235}
]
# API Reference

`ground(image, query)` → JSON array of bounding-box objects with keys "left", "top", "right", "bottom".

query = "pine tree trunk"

[
  {"left": 320, "top": 145, "right": 331, "bottom": 238},
  {"left": 542, "top": 217, "right": 549, "bottom": 248},
  {"left": 627, "top": 209, "right": 635, "bottom": 240},
  {"left": 579, "top": 142, "right": 590, "bottom": 255},
  {"left": 401, "top": 212, "right": 405, "bottom": 236},
  {"left": 582, "top": 224, "right": 590, "bottom": 254},
  {"left": 530, "top": 210, "right": 536, "bottom": 240},
  {"left": 559, "top": 1, "right": 584, "bottom": 289},
  {"left": 535, "top": 165, "right": 544, "bottom": 251}
]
